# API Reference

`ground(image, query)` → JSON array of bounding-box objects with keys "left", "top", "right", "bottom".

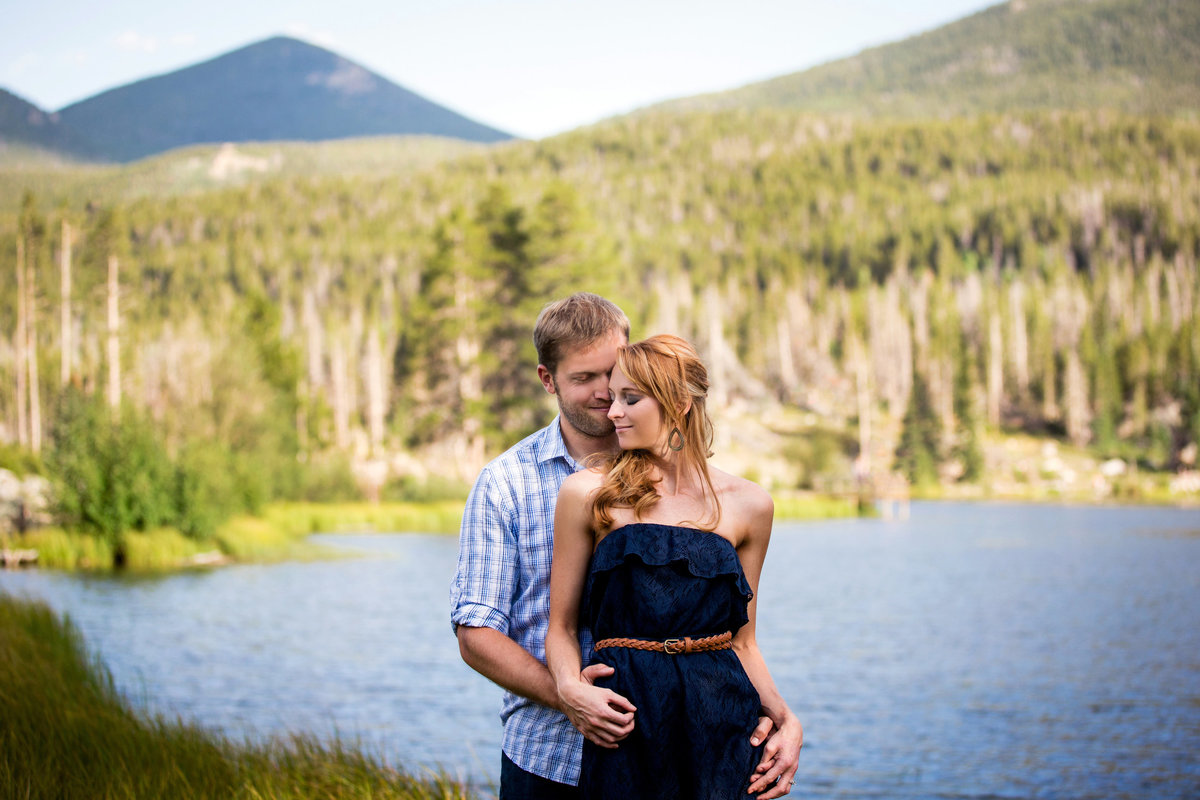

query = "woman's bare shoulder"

[
  {"left": 711, "top": 467, "right": 774, "bottom": 521},
  {"left": 560, "top": 465, "right": 606, "bottom": 498}
]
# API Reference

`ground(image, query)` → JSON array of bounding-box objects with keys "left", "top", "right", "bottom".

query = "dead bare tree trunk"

[
  {"left": 454, "top": 271, "right": 484, "bottom": 472},
  {"left": 14, "top": 238, "right": 28, "bottom": 447},
  {"left": 365, "top": 327, "right": 386, "bottom": 456},
  {"left": 60, "top": 220, "right": 72, "bottom": 386},
  {"left": 303, "top": 288, "right": 324, "bottom": 393},
  {"left": 1008, "top": 280, "right": 1030, "bottom": 400},
  {"left": 653, "top": 269, "right": 681, "bottom": 336},
  {"left": 299, "top": 287, "right": 324, "bottom": 456},
  {"left": 776, "top": 314, "right": 797, "bottom": 391},
  {"left": 850, "top": 333, "right": 872, "bottom": 476},
  {"left": 871, "top": 276, "right": 913, "bottom": 419},
  {"left": 704, "top": 284, "right": 728, "bottom": 408},
  {"left": 347, "top": 306, "right": 364, "bottom": 440},
  {"left": 1042, "top": 348, "right": 1059, "bottom": 422},
  {"left": 1064, "top": 349, "right": 1092, "bottom": 447},
  {"left": 107, "top": 254, "right": 121, "bottom": 412},
  {"left": 25, "top": 249, "right": 41, "bottom": 453},
  {"left": 987, "top": 310, "right": 1003, "bottom": 426},
  {"left": 932, "top": 355, "right": 956, "bottom": 447},
  {"left": 330, "top": 336, "right": 349, "bottom": 450}
]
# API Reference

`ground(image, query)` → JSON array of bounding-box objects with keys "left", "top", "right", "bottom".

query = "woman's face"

[{"left": 607, "top": 366, "right": 666, "bottom": 451}]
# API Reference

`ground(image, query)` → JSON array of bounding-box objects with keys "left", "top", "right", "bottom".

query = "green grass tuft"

[
  {"left": 772, "top": 492, "right": 866, "bottom": 521},
  {"left": 0, "top": 594, "right": 478, "bottom": 799}
]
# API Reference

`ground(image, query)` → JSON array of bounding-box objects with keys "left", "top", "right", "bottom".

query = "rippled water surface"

[{"left": 3, "top": 502, "right": 1199, "bottom": 799}]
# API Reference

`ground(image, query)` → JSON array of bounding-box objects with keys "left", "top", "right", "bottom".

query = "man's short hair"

[{"left": 534, "top": 293, "right": 630, "bottom": 376}]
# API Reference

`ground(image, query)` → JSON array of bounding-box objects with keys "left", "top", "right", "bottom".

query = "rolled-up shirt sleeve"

[{"left": 451, "top": 465, "right": 518, "bottom": 634}]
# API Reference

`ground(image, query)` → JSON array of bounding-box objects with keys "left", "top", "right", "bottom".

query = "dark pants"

[{"left": 500, "top": 752, "right": 581, "bottom": 800}]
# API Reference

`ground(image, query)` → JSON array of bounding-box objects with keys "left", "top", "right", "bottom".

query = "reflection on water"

[{"left": 3, "top": 502, "right": 1199, "bottom": 799}]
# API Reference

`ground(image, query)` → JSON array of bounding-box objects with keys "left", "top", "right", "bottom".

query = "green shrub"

[
  {"left": 174, "top": 440, "right": 241, "bottom": 539},
  {"left": 382, "top": 473, "right": 470, "bottom": 503},
  {"left": 296, "top": 453, "right": 361, "bottom": 503},
  {"left": 0, "top": 442, "right": 44, "bottom": 477},
  {"left": 46, "top": 388, "right": 127, "bottom": 548},
  {"left": 781, "top": 427, "right": 856, "bottom": 490},
  {"left": 46, "top": 388, "right": 249, "bottom": 547}
]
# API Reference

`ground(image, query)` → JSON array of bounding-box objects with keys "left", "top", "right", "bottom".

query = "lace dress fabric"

[{"left": 581, "top": 523, "right": 764, "bottom": 799}]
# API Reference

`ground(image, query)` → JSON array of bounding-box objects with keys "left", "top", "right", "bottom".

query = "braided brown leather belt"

[{"left": 593, "top": 631, "right": 733, "bottom": 655}]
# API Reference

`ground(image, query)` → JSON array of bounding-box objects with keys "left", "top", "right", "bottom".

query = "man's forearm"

[{"left": 456, "top": 625, "right": 561, "bottom": 710}]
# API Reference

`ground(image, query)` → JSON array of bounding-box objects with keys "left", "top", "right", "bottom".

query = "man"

[
  {"left": 451, "top": 292, "right": 791, "bottom": 798},
  {"left": 451, "top": 292, "right": 633, "bottom": 798}
]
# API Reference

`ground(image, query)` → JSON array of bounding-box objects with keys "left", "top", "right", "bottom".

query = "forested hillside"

[
  {"left": 657, "top": 0, "right": 1200, "bottom": 117},
  {"left": 2, "top": 110, "right": 1198, "bottom": 530},
  {"left": 0, "top": 137, "right": 489, "bottom": 212}
]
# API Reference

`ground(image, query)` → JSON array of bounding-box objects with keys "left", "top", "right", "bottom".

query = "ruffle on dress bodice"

[
  {"left": 584, "top": 522, "right": 753, "bottom": 641},
  {"left": 590, "top": 523, "right": 754, "bottom": 597}
]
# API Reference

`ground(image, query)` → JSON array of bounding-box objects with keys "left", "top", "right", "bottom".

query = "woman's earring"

[{"left": 668, "top": 427, "right": 684, "bottom": 451}]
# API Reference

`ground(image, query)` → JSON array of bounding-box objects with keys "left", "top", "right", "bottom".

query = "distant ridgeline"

[{"left": 0, "top": 0, "right": 1198, "bottom": 519}]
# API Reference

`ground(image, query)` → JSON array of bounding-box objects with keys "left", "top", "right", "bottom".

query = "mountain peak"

[{"left": 11, "top": 35, "right": 511, "bottom": 163}]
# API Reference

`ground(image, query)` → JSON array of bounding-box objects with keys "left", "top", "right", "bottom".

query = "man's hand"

[
  {"left": 746, "top": 714, "right": 802, "bottom": 798},
  {"left": 749, "top": 715, "right": 774, "bottom": 748},
  {"left": 558, "top": 664, "right": 636, "bottom": 748}
]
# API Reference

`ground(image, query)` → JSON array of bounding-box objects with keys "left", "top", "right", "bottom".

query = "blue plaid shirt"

[{"left": 450, "top": 417, "right": 594, "bottom": 785}]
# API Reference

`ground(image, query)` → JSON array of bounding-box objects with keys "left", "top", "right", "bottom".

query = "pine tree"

[{"left": 895, "top": 372, "right": 940, "bottom": 488}]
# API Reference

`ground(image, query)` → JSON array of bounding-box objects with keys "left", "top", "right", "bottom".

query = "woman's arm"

[
  {"left": 546, "top": 471, "right": 637, "bottom": 748},
  {"left": 731, "top": 485, "right": 803, "bottom": 798}
]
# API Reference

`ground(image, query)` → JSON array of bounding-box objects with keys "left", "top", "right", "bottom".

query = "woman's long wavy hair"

[{"left": 590, "top": 334, "right": 720, "bottom": 533}]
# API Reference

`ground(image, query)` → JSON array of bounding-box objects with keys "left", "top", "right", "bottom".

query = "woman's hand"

[
  {"left": 558, "top": 663, "right": 636, "bottom": 748},
  {"left": 746, "top": 713, "right": 802, "bottom": 798}
]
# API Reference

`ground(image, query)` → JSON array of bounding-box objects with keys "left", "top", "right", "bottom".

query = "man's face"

[{"left": 543, "top": 330, "right": 625, "bottom": 438}]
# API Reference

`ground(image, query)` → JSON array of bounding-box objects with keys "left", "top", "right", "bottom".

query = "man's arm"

[
  {"left": 457, "top": 625, "right": 560, "bottom": 709},
  {"left": 451, "top": 463, "right": 616, "bottom": 713}
]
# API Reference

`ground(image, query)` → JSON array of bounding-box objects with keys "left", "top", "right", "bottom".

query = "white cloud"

[
  {"left": 115, "top": 31, "right": 158, "bottom": 53},
  {"left": 169, "top": 34, "right": 197, "bottom": 47}
]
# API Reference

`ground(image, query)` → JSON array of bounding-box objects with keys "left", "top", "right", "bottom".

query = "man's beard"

[{"left": 555, "top": 390, "right": 614, "bottom": 438}]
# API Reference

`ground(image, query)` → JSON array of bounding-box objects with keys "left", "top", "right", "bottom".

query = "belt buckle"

[{"left": 663, "top": 638, "right": 684, "bottom": 654}]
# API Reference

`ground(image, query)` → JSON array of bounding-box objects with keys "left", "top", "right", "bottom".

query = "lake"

[{"left": 3, "top": 501, "right": 1199, "bottom": 799}]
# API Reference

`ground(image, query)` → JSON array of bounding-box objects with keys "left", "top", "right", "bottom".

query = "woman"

[{"left": 547, "top": 334, "right": 802, "bottom": 799}]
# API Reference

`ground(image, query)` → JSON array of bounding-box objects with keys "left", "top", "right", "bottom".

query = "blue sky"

[{"left": 5, "top": 0, "right": 1000, "bottom": 140}]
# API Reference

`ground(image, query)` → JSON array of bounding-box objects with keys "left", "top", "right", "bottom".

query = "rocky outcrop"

[{"left": 0, "top": 469, "right": 51, "bottom": 533}]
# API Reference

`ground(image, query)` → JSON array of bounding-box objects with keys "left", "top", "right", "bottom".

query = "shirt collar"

[{"left": 534, "top": 416, "right": 582, "bottom": 470}]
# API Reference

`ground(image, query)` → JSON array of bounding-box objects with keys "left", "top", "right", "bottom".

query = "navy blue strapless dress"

[{"left": 581, "top": 523, "right": 764, "bottom": 799}]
